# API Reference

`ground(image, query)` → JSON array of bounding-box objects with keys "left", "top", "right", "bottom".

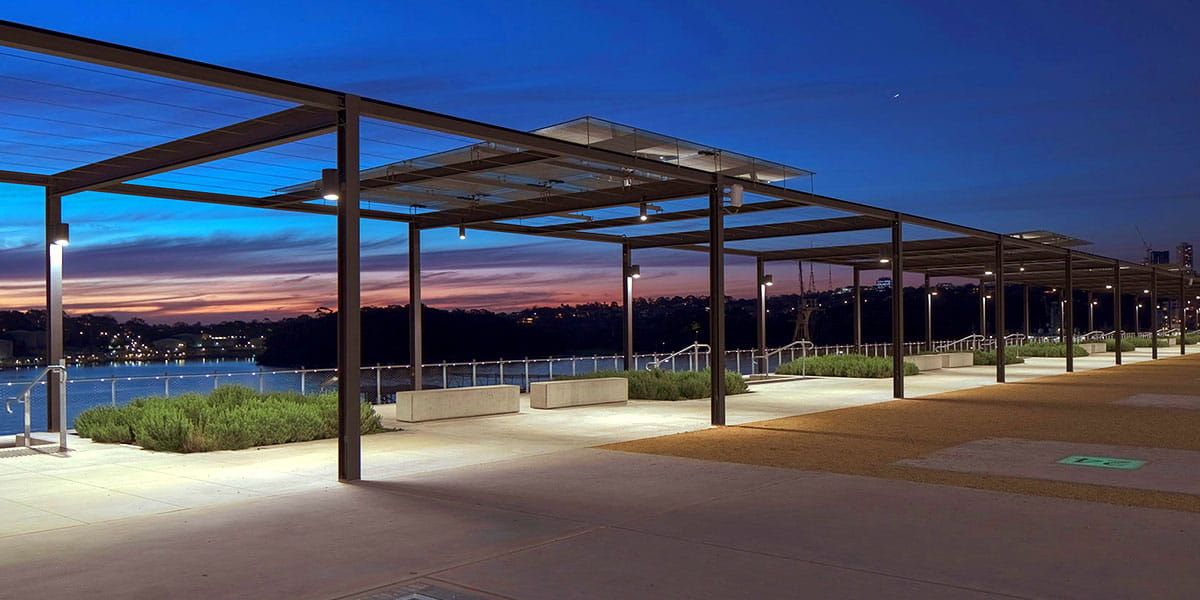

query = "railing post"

[
  {"left": 549, "top": 359, "right": 554, "bottom": 380},
  {"left": 441, "top": 362, "right": 448, "bottom": 389},
  {"left": 499, "top": 360, "right": 505, "bottom": 385},
  {"left": 524, "top": 358, "right": 530, "bottom": 391},
  {"left": 375, "top": 367, "right": 382, "bottom": 402},
  {"left": 164, "top": 376, "right": 170, "bottom": 397},
  {"left": 472, "top": 360, "right": 478, "bottom": 386},
  {"left": 300, "top": 368, "right": 306, "bottom": 395},
  {"left": 110, "top": 378, "right": 116, "bottom": 406}
]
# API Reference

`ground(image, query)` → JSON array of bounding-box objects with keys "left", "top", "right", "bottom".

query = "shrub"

[
  {"left": 1106, "top": 338, "right": 1136, "bottom": 352},
  {"left": 564, "top": 369, "right": 748, "bottom": 401},
  {"left": 972, "top": 350, "right": 1026, "bottom": 365},
  {"left": 1181, "top": 333, "right": 1199, "bottom": 345},
  {"left": 776, "top": 354, "right": 919, "bottom": 378},
  {"left": 1012, "top": 342, "right": 1088, "bottom": 357},
  {"left": 1126, "top": 336, "right": 1170, "bottom": 348},
  {"left": 74, "top": 385, "right": 384, "bottom": 453}
]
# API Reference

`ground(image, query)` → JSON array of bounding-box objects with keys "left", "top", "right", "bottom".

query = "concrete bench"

[
  {"left": 392, "top": 385, "right": 520, "bottom": 422},
  {"left": 941, "top": 352, "right": 974, "bottom": 368},
  {"left": 1078, "top": 342, "right": 1106, "bottom": 354},
  {"left": 907, "top": 354, "right": 943, "bottom": 372},
  {"left": 531, "top": 377, "right": 628, "bottom": 409}
]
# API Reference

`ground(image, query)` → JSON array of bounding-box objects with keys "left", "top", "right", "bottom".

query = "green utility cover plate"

[{"left": 1058, "top": 455, "right": 1146, "bottom": 470}]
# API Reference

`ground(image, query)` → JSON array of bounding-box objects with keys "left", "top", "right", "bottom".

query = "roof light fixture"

[
  {"left": 762, "top": 274, "right": 774, "bottom": 287},
  {"left": 321, "top": 169, "right": 339, "bottom": 201},
  {"left": 627, "top": 264, "right": 641, "bottom": 279},
  {"left": 50, "top": 223, "right": 70, "bottom": 246},
  {"left": 458, "top": 225, "right": 467, "bottom": 240},
  {"left": 639, "top": 201, "right": 648, "bottom": 222}
]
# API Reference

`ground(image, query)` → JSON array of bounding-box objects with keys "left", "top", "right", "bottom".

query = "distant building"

[
  {"left": 1147, "top": 250, "right": 1171, "bottom": 265},
  {"left": 1178, "top": 242, "right": 1194, "bottom": 274},
  {"left": 4, "top": 330, "right": 46, "bottom": 357},
  {"left": 151, "top": 338, "right": 186, "bottom": 352},
  {"left": 874, "top": 277, "right": 892, "bottom": 290},
  {"left": 0, "top": 339, "right": 12, "bottom": 360}
]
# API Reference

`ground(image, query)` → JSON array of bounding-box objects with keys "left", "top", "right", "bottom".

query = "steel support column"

[
  {"left": 408, "top": 223, "right": 423, "bottom": 390},
  {"left": 1087, "top": 291, "right": 1094, "bottom": 333},
  {"left": 1151, "top": 270, "right": 1159, "bottom": 359},
  {"left": 853, "top": 266, "right": 862, "bottom": 352},
  {"left": 995, "top": 238, "right": 1006, "bottom": 383},
  {"left": 891, "top": 218, "right": 904, "bottom": 399},
  {"left": 1113, "top": 263, "right": 1122, "bottom": 365},
  {"left": 336, "top": 95, "right": 362, "bottom": 482},
  {"left": 756, "top": 256, "right": 768, "bottom": 374},
  {"left": 979, "top": 280, "right": 987, "bottom": 336},
  {"left": 1181, "top": 276, "right": 1187, "bottom": 355},
  {"left": 1064, "top": 251, "right": 1074, "bottom": 373},
  {"left": 44, "top": 190, "right": 64, "bottom": 432},
  {"left": 708, "top": 185, "right": 726, "bottom": 425},
  {"left": 622, "top": 243, "right": 634, "bottom": 371},
  {"left": 924, "top": 273, "right": 933, "bottom": 352},
  {"left": 1023, "top": 284, "right": 1031, "bottom": 338}
]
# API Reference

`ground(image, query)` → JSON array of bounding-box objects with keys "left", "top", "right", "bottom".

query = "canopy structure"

[{"left": 0, "top": 21, "right": 1194, "bottom": 480}]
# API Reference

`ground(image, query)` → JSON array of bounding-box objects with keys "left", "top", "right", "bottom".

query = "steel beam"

[
  {"left": 408, "top": 224, "right": 423, "bottom": 391},
  {"left": 622, "top": 243, "right": 634, "bottom": 371},
  {"left": 532, "top": 199, "right": 798, "bottom": 234},
  {"left": 625, "top": 215, "right": 891, "bottom": 249},
  {"left": 336, "top": 95, "right": 362, "bottom": 482},
  {"left": 44, "top": 190, "right": 64, "bottom": 432},
  {"left": 891, "top": 218, "right": 904, "bottom": 399},
  {"left": 995, "top": 238, "right": 1006, "bottom": 383},
  {"left": 0, "top": 20, "right": 342, "bottom": 107},
  {"left": 1065, "top": 251, "right": 1074, "bottom": 373},
  {"left": 1, "top": 170, "right": 49, "bottom": 186},
  {"left": 415, "top": 180, "right": 706, "bottom": 229},
  {"left": 50, "top": 106, "right": 336, "bottom": 196},
  {"left": 708, "top": 185, "right": 726, "bottom": 426}
]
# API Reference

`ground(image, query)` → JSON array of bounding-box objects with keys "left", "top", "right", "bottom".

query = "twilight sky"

[{"left": 0, "top": 1, "right": 1197, "bottom": 322}]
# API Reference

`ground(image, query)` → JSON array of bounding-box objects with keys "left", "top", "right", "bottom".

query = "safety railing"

[
  {"left": 646, "top": 343, "right": 711, "bottom": 371},
  {"left": 3, "top": 362, "right": 67, "bottom": 451},
  {"left": 755, "top": 340, "right": 814, "bottom": 375},
  {"left": 935, "top": 335, "right": 986, "bottom": 352}
]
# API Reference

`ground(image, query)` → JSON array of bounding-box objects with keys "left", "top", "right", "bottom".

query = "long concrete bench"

[
  {"left": 1078, "top": 342, "right": 1107, "bottom": 354},
  {"left": 940, "top": 352, "right": 974, "bottom": 368},
  {"left": 907, "top": 354, "right": 943, "bottom": 372},
  {"left": 392, "top": 385, "right": 520, "bottom": 422},
  {"left": 530, "top": 377, "right": 628, "bottom": 409}
]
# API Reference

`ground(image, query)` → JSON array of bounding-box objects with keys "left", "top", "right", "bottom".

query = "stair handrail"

[
  {"left": 4, "top": 362, "right": 68, "bottom": 452},
  {"left": 646, "top": 343, "right": 711, "bottom": 371},
  {"left": 934, "top": 334, "right": 985, "bottom": 352}
]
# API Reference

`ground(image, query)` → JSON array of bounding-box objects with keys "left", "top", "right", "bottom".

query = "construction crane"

[
  {"left": 1137, "top": 226, "right": 1153, "bottom": 264},
  {"left": 792, "top": 259, "right": 822, "bottom": 342}
]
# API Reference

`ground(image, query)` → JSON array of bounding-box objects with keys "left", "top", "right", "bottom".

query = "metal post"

[
  {"left": 1087, "top": 291, "right": 1095, "bottom": 333},
  {"left": 995, "top": 238, "right": 1006, "bottom": 383},
  {"left": 110, "top": 378, "right": 116, "bottom": 406},
  {"left": 300, "top": 369, "right": 306, "bottom": 395},
  {"left": 164, "top": 376, "right": 170, "bottom": 397},
  {"left": 979, "top": 279, "right": 987, "bottom": 337},
  {"left": 1065, "top": 250, "right": 1074, "bottom": 373},
  {"left": 1113, "top": 263, "right": 1122, "bottom": 365},
  {"left": 924, "top": 273, "right": 933, "bottom": 352},
  {"left": 1023, "top": 284, "right": 1031, "bottom": 338},
  {"left": 708, "top": 184, "right": 726, "bottom": 425},
  {"left": 336, "top": 94, "right": 362, "bottom": 482},
  {"left": 45, "top": 190, "right": 64, "bottom": 432},
  {"left": 523, "top": 358, "right": 530, "bottom": 391},
  {"left": 853, "top": 266, "right": 862, "bottom": 353},
  {"left": 1151, "top": 269, "right": 1159, "bottom": 359},
  {"left": 622, "top": 243, "right": 635, "bottom": 371},
  {"left": 408, "top": 223, "right": 423, "bottom": 390},
  {"left": 1181, "top": 276, "right": 1187, "bottom": 355},
  {"left": 472, "top": 360, "right": 478, "bottom": 385},
  {"left": 756, "top": 256, "right": 768, "bottom": 375},
  {"left": 375, "top": 367, "right": 382, "bottom": 402},
  {"left": 441, "top": 362, "right": 447, "bottom": 388},
  {"left": 891, "top": 218, "right": 904, "bottom": 399}
]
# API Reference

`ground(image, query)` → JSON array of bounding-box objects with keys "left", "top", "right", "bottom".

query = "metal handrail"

[
  {"left": 1079, "top": 330, "right": 1107, "bottom": 341},
  {"left": 646, "top": 343, "right": 710, "bottom": 371},
  {"left": 764, "top": 340, "right": 815, "bottom": 377},
  {"left": 935, "top": 334, "right": 985, "bottom": 352},
  {"left": 4, "top": 362, "right": 68, "bottom": 452}
]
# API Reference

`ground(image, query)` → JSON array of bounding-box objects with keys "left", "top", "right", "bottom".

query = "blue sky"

[{"left": 0, "top": 1, "right": 1197, "bottom": 321}]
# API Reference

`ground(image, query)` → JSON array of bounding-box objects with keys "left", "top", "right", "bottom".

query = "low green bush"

[
  {"left": 1106, "top": 338, "right": 1136, "bottom": 352},
  {"left": 972, "top": 350, "right": 1025, "bottom": 365},
  {"left": 1181, "top": 333, "right": 1199, "bottom": 345},
  {"left": 1012, "top": 342, "right": 1089, "bottom": 357},
  {"left": 1128, "top": 336, "right": 1171, "bottom": 348},
  {"left": 74, "top": 385, "right": 384, "bottom": 453},
  {"left": 564, "top": 369, "right": 748, "bottom": 401},
  {"left": 776, "top": 354, "right": 919, "bottom": 378}
]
